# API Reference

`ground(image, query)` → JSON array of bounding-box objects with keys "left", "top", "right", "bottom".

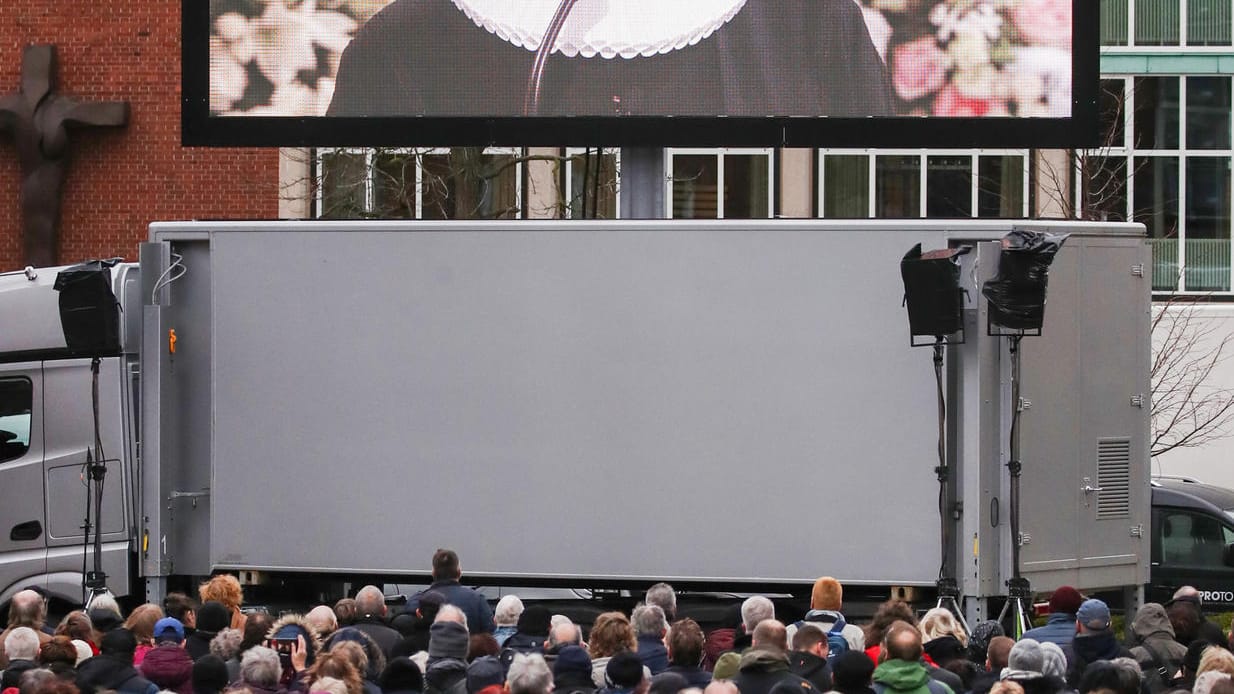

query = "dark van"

[{"left": 1149, "top": 477, "right": 1234, "bottom": 609}]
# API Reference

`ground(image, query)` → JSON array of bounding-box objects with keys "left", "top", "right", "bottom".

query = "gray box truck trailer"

[{"left": 0, "top": 220, "right": 1151, "bottom": 621}]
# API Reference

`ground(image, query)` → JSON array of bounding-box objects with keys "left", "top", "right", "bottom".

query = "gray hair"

[
  {"left": 312, "top": 676, "right": 350, "bottom": 694},
  {"left": 645, "top": 584, "right": 677, "bottom": 619},
  {"left": 495, "top": 595, "right": 525, "bottom": 627},
  {"left": 306, "top": 605, "right": 339, "bottom": 635},
  {"left": 19, "top": 668, "right": 57, "bottom": 694},
  {"left": 741, "top": 597, "right": 775, "bottom": 633},
  {"left": 240, "top": 645, "right": 282, "bottom": 688},
  {"left": 87, "top": 593, "right": 122, "bottom": 617},
  {"left": 632, "top": 604, "right": 668, "bottom": 638},
  {"left": 4, "top": 626, "right": 41, "bottom": 661},
  {"left": 355, "top": 585, "right": 386, "bottom": 617},
  {"left": 435, "top": 604, "right": 468, "bottom": 626},
  {"left": 1196, "top": 672, "right": 1233, "bottom": 694},
  {"left": 547, "top": 620, "right": 581, "bottom": 649},
  {"left": 210, "top": 627, "right": 244, "bottom": 661},
  {"left": 507, "top": 652, "right": 554, "bottom": 694}
]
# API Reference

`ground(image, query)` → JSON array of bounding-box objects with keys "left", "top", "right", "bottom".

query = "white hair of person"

[
  {"left": 312, "top": 676, "right": 351, "bottom": 694},
  {"left": 240, "top": 645, "right": 283, "bottom": 688},
  {"left": 4, "top": 626, "right": 41, "bottom": 661},
  {"left": 87, "top": 593, "right": 123, "bottom": 618},
  {"left": 435, "top": 604, "right": 469, "bottom": 626},
  {"left": 306, "top": 605, "right": 339, "bottom": 635},
  {"left": 919, "top": 607, "right": 968, "bottom": 647},
  {"left": 507, "top": 652, "right": 554, "bottom": 694},
  {"left": 1195, "top": 671, "right": 1232, "bottom": 694},
  {"left": 355, "top": 585, "right": 386, "bottom": 616},
  {"left": 740, "top": 597, "right": 775, "bottom": 633},
  {"left": 631, "top": 604, "right": 668, "bottom": 638},
  {"left": 547, "top": 621, "right": 581, "bottom": 650},
  {"left": 550, "top": 614, "right": 572, "bottom": 630},
  {"left": 8, "top": 590, "right": 46, "bottom": 628},
  {"left": 645, "top": 584, "right": 677, "bottom": 618},
  {"left": 19, "top": 668, "right": 58, "bottom": 693},
  {"left": 72, "top": 639, "right": 94, "bottom": 666},
  {"left": 495, "top": 595, "right": 525, "bottom": 627}
]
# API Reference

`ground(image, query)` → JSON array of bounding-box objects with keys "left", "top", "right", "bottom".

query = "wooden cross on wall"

[{"left": 0, "top": 45, "right": 130, "bottom": 267}]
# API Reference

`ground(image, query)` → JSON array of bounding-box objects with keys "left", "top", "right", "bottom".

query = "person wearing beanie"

[
  {"left": 713, "top": 651, "right": 741, "bottom": 680},
  {"left": 504, "top": 605, "right": 551, "bottom": 654},
  {"left": 1063, "top": 599, "right": 1131, "bottom": 689},
  {"left": 1128, "top": 603, "right": 1186, "bottom": 694},
  {"left": 649, "top": 671, "right": 688, "bottom": 694},
  {"left": 786, "top": 577, "right": 865, "bottom": 654},
  {"left": 554, "top": 645, "right": 596, "bottom": 694},
  {"left": 76, "top": 628, "right": 160, "bottom": 694},
  {"left": 1023, "top": 587, "right": 1084, "bottom": 648},
  {"left": 186, "top": 601, "right": 231, "bottom": 661},
  {"left": 832, "top": 650, "right": 876, "bottom": 694},
  {"left": 425, "top": 619, "right": 470, "bottom": 694},
  {"left": 605, "top": 651, "right": 649, "bottom": 694},
  {"left": 193, "top": 654, "right": 231, "bottom": 694},
  {"left": 965, "top": 621, "right": 1005, "bottom": 669},
  {"left": 466, "top": 655, "right": 504, "bottom": 694},
  {"left": 382, "top": 656, "right": 426, "bottom": 694},
  {"left": 139, "top": 617, "right": 194, "bottom": 694}
]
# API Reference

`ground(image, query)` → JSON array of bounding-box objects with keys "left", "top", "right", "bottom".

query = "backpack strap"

[{"left": 1139, "top": 640, "right": 1172, "bottom": 685}]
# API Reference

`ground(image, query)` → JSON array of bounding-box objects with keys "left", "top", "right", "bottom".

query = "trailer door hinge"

[
  {"left": 1018, "top": 532, "right": 1031, "bottom": 546},
  {"left": 1131, "top": 263, "right": 1145, "bottom": 277},
  {"left": 1131, "top": 525, "right": 1144, "bottom": 537},
  {"left": 169, "top": 489, "right": 210, "bottom": 508},
  {"left": 1131, "top": 394, "right": 1145, "bottom": 408},
  {"left": 1018, "top": 398, "right": 1032, "bottom": 412}
]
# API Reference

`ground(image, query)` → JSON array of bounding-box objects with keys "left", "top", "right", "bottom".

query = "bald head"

[
  {"left": 355, "top": 586, "right": 386, "bottom": 617},
  {"left": 7, "top": 590, "right": 45, "bottom": 629},
  {"left": 305, "top": 605, "right": 338, "bottom": 636},
  {"left": 884, "top": 621, "right": 923, "bottom": 662},
  {"left": 547, "top": 620, "right": 581, "bottom": 650},
  {"left": 751, "top": 620, "right": 788, "bottom": 652}
]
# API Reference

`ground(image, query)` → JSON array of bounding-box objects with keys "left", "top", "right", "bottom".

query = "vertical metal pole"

[{"left": 620, "top": 147, "right": 666, "bottom": 219}]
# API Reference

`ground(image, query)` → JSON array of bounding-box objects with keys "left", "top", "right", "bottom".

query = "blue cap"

[
  {"left": 154, "top": 616, "right": 185, "bottom": 642},
  {"left": 1077, "top": 599, "right": 1110, "bottom": 631}
]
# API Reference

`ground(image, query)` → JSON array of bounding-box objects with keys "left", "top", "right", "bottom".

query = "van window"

[
  {"left": 0, "top": 378, "right": 33, "bottom": 463},
  {"left": 1160, "top": 509, "right": 1234, "bottom": 567}
]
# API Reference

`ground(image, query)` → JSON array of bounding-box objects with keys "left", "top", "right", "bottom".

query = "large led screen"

[{"left": 186, "top": 0, "right": 1096, "bottom": 147}]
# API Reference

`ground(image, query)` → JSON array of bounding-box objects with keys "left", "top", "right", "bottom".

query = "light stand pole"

[{"left": 996, "top": 333, "right": 1031, "bottom": 637}]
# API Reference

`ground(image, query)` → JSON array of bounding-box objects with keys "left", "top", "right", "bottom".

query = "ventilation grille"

[{"left": 1097, "top": 438, "right": 1132, "bottom": 519}]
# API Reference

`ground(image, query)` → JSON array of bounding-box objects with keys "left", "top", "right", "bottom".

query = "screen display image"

[{"left": 192, "top": 0, "right": 1092, "bottom": 146}]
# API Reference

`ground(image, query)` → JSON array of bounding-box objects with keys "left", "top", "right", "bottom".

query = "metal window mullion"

[
  {"left": 969, "top": 153, "right": 979, "bottom": 218},
  {"left": 918, "top": 153, "right": 927, "bottom": 218},
  {"left": 868, "top": 154, "right": 877, "bottom": 218},
  {"left": 765, "top": 149, "right": 775, "bottom": 218},
  {"left": 717, "top": 151, "right": 727, "bottom": 219},
  {"left": 1128, "top": 0, "right": 1137, "bottom": 47},
  {"left": 414, "top": 150, "right": 424, "bottom": 219},
  {"left": 817, "top": 151, "right": 827, "bottom": 219},
  {"left": 664, "top": 148, "right": 677, "bottom": 218},
  {"left": 1021, "top": 154, "right": 1030, "bottom": 217},
  {"left": 1181, "top": 0, "right": 1189, "bottom": 45}
]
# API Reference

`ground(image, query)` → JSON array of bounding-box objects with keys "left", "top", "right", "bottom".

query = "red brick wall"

[{"left": 0, "top": 1, "right": 279, "bottom": 271}]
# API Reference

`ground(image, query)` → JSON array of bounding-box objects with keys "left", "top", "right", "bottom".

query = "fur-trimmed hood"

[
  {"left": 324, "top": 626, "right": 387, "bottom": 680},
  {"left": 266, "top": 613, "right": 325, "bottom": 669}
]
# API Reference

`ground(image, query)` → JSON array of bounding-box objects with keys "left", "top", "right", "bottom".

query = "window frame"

[{"left": 665, "top": 148, "right": 776, "bottom": 220}]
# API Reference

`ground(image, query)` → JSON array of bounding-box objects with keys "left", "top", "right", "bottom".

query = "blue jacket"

[
  {"left": 1022, "top": 613, "right": 1076, "bottom": 647},
  {"left": 637, "top": 635, "right": 669, "bottom": 675},
  {"left": 409, "top": 580, "right": 495, "bottom": 634}
]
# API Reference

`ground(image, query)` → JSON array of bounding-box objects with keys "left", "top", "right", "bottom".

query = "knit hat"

[
  {"left": 832, "top": 650, "right": 876, "bottom": 689},
  {"left": 381, "top": 656, "right": 426, "bottom": 693},
  {"left": 515, "top": 605, "right": 552, "bottom": 637},
  {"left": 196, "top": 601, "right": 231, "bottom": 633},
  {"left": 1039, "top": 642, "right": 1067, "bottom": 679},
  {"left": 100, "top": 627, "right": 138, "bottom": 657},
  {"left": 1077, "top": 599, "right": 1111, "bottom": 631},
  {"left": 71, "top": 639, "right": 93, "bottom": 666},
  {"left": 553, "top": 645, "right": 592, "bottom": 680},
  {"left": 1007, "top": 638, "right": 1044, "bottom": 674},
  {"left": 154, "top": 617, "right": 185, "bottom": 643},
  {"left": 429, "top": 621, "right": 470, "bottom": 660},
  {"left": 1048, "top": 586, "right": 1084, "bottom": 615},
  {"left": 606, "top": 651, "right": 645, "bottom": 688},
  {"left": 88, "top": 608, "right": 123, "bottom": 634},
  {"left": 649, "top": 672, "right": 688, "bottom": 694},
  {"left": 713, "top": 652, "right": 741, "bottom": 680},
  {"left": 467, "top": 655, "right": 504, "bottom": 694},
  {"left": 193, "top": 655, "right": 231, "bottom": 694},
  {"left": 965, "top": 620, "right": 1005, "bottom": 664}
]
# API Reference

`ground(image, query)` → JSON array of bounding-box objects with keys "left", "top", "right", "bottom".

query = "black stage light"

[
  {"left": 54, "top": 258, "right": 122, "bottom": 356},
  {"left": 982, "top": 230, "right": 1067, "bottom": 335},
  {"left": 901, "top": 243, "right": 971, "bottom": 345}
]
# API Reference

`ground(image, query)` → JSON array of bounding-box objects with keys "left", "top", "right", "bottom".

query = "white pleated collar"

[{"left": 449, "top": 0, "right": 748, "bottom": 58}]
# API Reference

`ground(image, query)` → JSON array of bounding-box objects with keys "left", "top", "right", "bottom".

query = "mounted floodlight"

[
  {"left": 901, "top": 243, "right": 971, "bottom": 347},
  {"left": 982, "top": 230, "right": 1068, "bottom": 336},
  {"left": 54, "top": 258, "right": 122, "bottom": 357}
]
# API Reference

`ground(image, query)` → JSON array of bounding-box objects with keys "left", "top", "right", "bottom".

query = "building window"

[
  {"left": 1085, "top": 76, "right": 1234, "bottom": 292},
  {"left": 564, "top": 148, "right": 620, "bottom": 219},
  {"left": 819, "top": 151, "right": 1028, "bottom": 219},
  {"left": 667, "top": 149, "right": 773, "bottom": 219},
  {"left": 315, "top": 148, "right": 525, "bottom": 220},
  {"left": 1102, "top": 0, "right": 1233, "bottom": 46}
]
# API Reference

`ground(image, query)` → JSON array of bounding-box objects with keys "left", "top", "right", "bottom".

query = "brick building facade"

[{"left": 0, "top": 1, "right": 279, "bottom": 271}]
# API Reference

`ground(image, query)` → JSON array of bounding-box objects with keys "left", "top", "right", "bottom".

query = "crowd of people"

[{"left": 1, "top": 550, "right": 1231, "bottom": 694}]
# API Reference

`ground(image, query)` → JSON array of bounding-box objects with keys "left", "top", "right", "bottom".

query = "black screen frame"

[{"left": 183, "top": 0, "right": 1100, "bottom": 148}]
